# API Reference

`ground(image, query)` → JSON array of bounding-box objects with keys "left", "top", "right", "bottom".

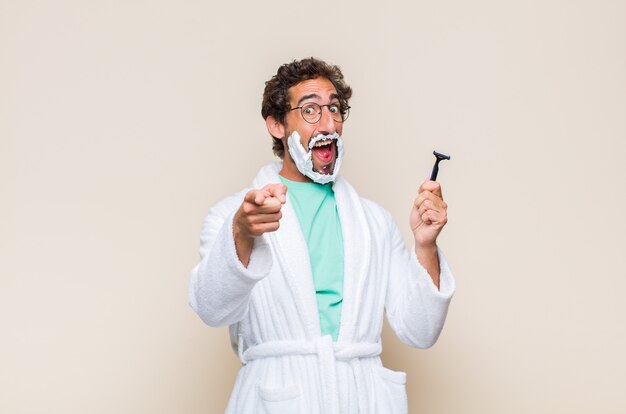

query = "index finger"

[{"left": 419, "top": 179, "right": 443, "bottom": 198}]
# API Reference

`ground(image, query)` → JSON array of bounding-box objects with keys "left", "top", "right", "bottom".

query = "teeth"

[{"left": 313, "top": 140, "right": 333, "bottom": 148}]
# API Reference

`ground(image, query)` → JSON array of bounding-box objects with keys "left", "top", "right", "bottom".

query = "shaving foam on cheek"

[{"left": 287, "top": 131, "right": 344, "bottom": 184}]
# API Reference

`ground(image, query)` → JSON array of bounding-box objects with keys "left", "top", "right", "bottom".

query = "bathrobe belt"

[{"left": 241, "top": 336, "right": 382, "bottom": 414}]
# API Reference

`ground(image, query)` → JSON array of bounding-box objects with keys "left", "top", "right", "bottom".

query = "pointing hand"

[{"left": 233, "top": 183, "right": 287, "bottom": 266}]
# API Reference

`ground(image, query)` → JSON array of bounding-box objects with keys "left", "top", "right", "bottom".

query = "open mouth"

[{"left": 311, "top": 139, "right": 336, "bottom": 166}]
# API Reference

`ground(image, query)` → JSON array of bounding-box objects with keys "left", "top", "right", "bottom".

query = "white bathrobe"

[{"left": 189, "top": 163, "right": 455, "bottom": 414}]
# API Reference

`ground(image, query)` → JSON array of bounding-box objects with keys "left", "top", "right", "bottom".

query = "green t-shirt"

[{"left": 279, "top": 176, "right": 344, "bottom": 341}]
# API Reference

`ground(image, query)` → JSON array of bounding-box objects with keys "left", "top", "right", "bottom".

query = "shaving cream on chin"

[{"left": 287, "top": 131, "right": 344, "bottom": 184}]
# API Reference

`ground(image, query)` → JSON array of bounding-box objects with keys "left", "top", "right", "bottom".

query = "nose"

[{"left": 317, "top": 106, "right": 338, "bottom": 134}]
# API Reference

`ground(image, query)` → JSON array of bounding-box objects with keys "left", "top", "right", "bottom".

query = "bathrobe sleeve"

[
  {"left": 188, "top": 190, "right": 274, "bottom": 327},
  {"left": 384, "top": 212, "right": 455, "bottom": 349}
]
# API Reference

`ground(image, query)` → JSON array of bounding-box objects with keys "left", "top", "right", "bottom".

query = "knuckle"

[{"left": 244, "top": 216, "right": 254, "bottom": 227}]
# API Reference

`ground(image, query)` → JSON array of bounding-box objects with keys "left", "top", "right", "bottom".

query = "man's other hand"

[
  {"left": 233, "top": 183, "right": 287, "bottom": 266},
  {"left": 410, "top": 180, "right": 447, "bottom": 288},
  {"left": 410, "top": 180, "right": 448, "bottom": 248}
]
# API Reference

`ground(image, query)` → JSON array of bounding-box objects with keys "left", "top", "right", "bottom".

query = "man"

[{"left": 189, "top": 57, "right": 454, "bottom": 413}]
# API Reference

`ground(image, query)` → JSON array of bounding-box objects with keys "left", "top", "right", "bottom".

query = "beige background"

[{"left": 1, "top": 0, "right": 625, "bottom": 413}]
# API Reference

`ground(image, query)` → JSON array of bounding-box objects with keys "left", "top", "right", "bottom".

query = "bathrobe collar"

[{"left": 252, "top": 163, "right": 371, "bottom": 343}]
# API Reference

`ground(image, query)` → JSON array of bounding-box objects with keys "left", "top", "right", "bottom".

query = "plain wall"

[{"left": 1, "top": 0, "right": 625, "bottom": 413}]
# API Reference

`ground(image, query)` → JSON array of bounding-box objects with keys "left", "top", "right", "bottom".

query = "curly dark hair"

[{"left": 262, "top": 57, "right": 353, "bottom": 158}]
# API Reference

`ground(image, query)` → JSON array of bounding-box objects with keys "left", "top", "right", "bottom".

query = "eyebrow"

[
  {"left": 296, "top": 94, "right": 320, "bottom": 106},
  {"left": 296, "top": 93, "right": 340, "bottom": 106}
]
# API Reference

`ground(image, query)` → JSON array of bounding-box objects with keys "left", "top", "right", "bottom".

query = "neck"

[{"left": 279, "top": 158, "right": 312, "bottom": 182}]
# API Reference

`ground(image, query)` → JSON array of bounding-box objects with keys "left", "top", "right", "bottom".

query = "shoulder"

[
  {"left": 360, "top": 196, "right": 395, "bottom": 230},
  {"left": 333, "top": 175, "right": 395, "bottom": 229}
]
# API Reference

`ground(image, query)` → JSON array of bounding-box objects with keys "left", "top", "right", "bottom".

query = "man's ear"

[{"left": 266, "top": 116, "right": 286, "bottom": 139}]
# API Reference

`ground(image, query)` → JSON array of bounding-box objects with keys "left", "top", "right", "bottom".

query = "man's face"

[{"left": 280, "top": 77, "right": 344, "bottom": 181}]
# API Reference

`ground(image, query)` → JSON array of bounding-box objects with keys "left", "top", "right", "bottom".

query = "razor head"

[
  {"left": 433, "top": 150, "right": 451, "bottom": 160},
  {"left": 430, "top": 150, "right": 451, "bottom": 181}
]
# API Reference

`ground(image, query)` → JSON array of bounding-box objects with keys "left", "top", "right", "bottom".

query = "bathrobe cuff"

[
  {"left": 222, "top": 212, "right": 273, "bottom": 281},
  {"left": 189, "top": 211, "right": 273, "bottom": 327},
  {"left": 411, "top": 247, "right": 455, "bottom": 299},
  {"left": 387, "top": 246, "right": 455, "bottom": 348}
]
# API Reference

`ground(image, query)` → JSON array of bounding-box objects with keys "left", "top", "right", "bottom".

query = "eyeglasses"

[{"left": 286, "top": 102, "right": 351, "bottom": 124}]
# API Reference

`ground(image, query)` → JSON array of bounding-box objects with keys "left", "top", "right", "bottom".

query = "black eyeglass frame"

[{"left": 285, "top": 103, "right": 351, "bottom": 124}]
